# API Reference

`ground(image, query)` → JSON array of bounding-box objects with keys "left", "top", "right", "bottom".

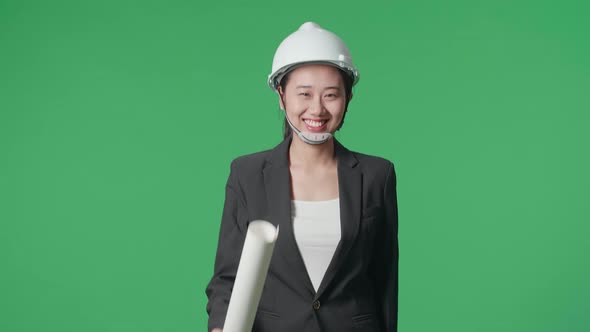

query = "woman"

[{"left": 206, "top": 22, "right": 398, "bottom": 332}]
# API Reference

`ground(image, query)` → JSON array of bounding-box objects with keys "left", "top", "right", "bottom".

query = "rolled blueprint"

[{"left": 223, "top": 220, "right": 279, "bottom": 332}]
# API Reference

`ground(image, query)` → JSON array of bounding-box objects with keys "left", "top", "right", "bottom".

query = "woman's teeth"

[{"left": 304, "top": 119, "right": 327, "bottom": 127}]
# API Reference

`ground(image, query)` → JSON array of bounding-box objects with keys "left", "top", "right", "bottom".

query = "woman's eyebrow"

[{"left": 295, "top": 85, "right": 340, "bottom": 90}]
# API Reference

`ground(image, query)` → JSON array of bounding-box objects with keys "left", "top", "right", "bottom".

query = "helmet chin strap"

[{"left": 283, "top": 110, "right": 332, "bottom": 145}]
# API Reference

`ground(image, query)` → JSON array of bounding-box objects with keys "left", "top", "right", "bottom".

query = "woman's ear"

[
  {"left": 277, "top": 86, "right": 286, "bottom": 111},
  {"left": 345, "top": 92, "right": 353, "bottom": 109}
]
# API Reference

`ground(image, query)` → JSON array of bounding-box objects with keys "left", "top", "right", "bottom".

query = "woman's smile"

[{"left": 303, "top": 118, "right": 328, "bottom": 132}]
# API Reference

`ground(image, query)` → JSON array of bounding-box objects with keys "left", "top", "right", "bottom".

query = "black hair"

[{"left": 278, "top": 68, "right": 354, "bottom": 140}]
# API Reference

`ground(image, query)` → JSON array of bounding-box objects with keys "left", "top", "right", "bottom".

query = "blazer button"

[{"left": 313, "top": 300, "right": 320, "bottom": 310}]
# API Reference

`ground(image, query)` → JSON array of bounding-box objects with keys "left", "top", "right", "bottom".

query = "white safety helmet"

[{"left": 268, "top": 22, "right": 360, "bottom": 91}]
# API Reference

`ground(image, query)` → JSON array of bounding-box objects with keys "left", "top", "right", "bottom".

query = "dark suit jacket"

[{"left": 206, "top": 137, "right": 398, "bottom": 332}]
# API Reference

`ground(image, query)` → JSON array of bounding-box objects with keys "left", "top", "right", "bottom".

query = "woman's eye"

[{"left": 298, "top": 92, "right": 310, "bottom": 96}]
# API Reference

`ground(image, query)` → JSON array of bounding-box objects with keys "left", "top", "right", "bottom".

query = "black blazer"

[{"left": 206, "top": 138, "right": 398, "bottom": 332}]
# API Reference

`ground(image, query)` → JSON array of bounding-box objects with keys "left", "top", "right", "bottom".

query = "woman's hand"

[{"left": 211, "top": 329, "right": 223, "bottom": 332}]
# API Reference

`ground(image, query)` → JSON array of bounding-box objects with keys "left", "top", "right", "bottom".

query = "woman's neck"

[{"left": 288, "top": 135, "right": 336, "bottom": 168}]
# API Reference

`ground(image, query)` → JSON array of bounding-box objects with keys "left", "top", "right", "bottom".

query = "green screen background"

[{"left": 1, "top": 0, "right": 589, "bottom": 331}]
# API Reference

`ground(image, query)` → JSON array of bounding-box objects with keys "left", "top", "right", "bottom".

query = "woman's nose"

[{"left": 308, "top": 97, "right": 325, "bottom": 115}]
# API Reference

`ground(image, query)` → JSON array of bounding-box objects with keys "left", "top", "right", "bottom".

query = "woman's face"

[{"left": 279, "top": 64, "right": 348, "bottom": 136}]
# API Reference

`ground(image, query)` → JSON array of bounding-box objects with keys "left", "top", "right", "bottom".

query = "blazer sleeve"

[
  {"left": 369, "top": 162, "right": 399, "bottom": 332},
  {"left": 205, "top": 161, "right": 248, "bottom": 331}
]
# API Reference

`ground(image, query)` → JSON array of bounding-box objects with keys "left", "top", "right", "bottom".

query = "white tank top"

[{"left": 291, "top": 198, "right": 341, "bottom": 291}]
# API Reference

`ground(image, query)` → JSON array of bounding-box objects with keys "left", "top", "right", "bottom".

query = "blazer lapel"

[
  {"left": 315, "top": 139, "right": 361, "bottom": 299},
  {"left": 263, "top": 138, "right": 316, "bottom": 297},
  {"left": 262, "top": 138, "right": 361, "bottom": 300}
]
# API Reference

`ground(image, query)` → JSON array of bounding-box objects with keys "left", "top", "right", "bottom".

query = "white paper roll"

[{"left": 223, "top": 220, "right": 279, "bottom": 332}]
